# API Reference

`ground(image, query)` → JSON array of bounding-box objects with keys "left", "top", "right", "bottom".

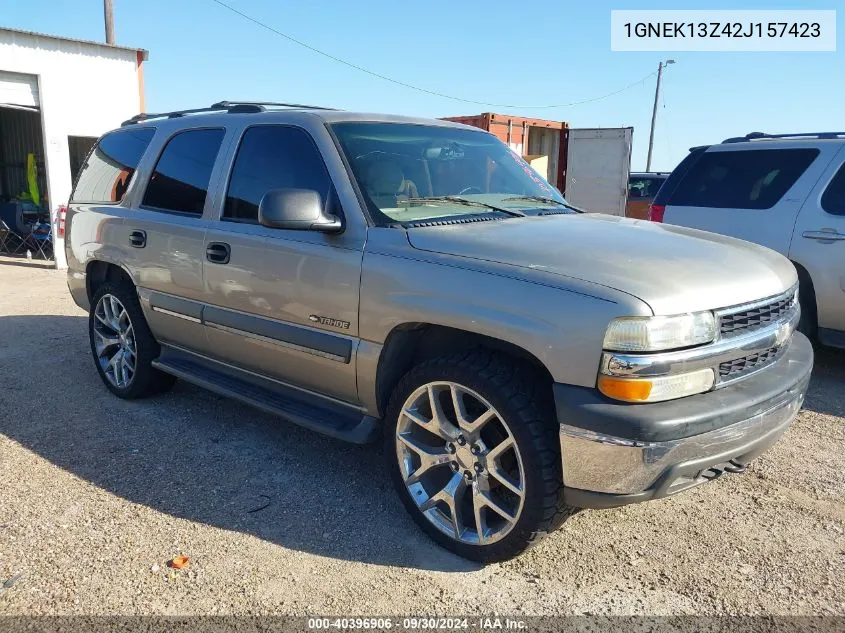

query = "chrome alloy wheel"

[
  {"left": 93, "top": 294, "right": 137, "bottom": 389},
  {"left": 395, "top": 381, "right": 526, "bottom": 545}
]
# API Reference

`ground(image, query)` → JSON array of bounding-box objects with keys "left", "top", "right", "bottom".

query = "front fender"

[{"left": 358, "top": 246, "right": 650, "bottom": 390}]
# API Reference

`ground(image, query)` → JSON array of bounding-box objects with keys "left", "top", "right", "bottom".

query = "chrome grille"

[
  {"left": 719, "top": 292, "right": 796, "bottom": 336},
  {"left": 719, "top": 346, "right": 779, "bottom": 379}
]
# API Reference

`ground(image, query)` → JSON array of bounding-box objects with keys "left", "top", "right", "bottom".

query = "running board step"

[{"left": 152, "top": 348, "right": 378, "bottom": 444}]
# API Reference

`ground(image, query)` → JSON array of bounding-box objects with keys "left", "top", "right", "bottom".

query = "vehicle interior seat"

[{"left": 363, "top": 160, "right": 419, "bottom": 207}]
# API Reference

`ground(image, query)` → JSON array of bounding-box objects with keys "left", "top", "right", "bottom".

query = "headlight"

[
  {"left": 598, "top": 368, "right": 715, "bottom": 403},
  {"left": 603, "top": 312, "right": 717, "bottom": 352}
]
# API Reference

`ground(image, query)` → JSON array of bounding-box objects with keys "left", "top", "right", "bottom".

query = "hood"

[{"left": 406, "top": 214, "right": 797, "bottom": 315}]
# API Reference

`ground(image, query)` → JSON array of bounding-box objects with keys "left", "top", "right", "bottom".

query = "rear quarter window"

[
  {"left": 821, "top": 163, "right": 845, "bottom": 216},
  {"left": 669, "top": 148, "right": 819, "bottom": 210},
  {"left": 70, "top": 128, "right": 156, "bottom": 204}
]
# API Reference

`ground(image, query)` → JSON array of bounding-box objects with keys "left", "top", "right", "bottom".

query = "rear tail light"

[{"left": 647, "top": 204, "right": 665, "bottom": 223}]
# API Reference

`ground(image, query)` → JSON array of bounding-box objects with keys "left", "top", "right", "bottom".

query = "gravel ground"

[{"left": 0, "top": 257, "right": 843, "bottom": 616}]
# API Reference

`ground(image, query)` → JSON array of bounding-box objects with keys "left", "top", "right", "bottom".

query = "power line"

[{"left": 210, "top": 0, "right": 657, "bottom": 110}]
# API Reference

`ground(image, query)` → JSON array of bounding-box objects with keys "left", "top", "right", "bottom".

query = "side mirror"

[{"left": 258, "top": 188, "right": 343, "bottom": 233}]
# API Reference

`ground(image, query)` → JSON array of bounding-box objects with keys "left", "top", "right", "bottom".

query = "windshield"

[{"left": 330, "top": 122, "right": 569, "bottom": 224}]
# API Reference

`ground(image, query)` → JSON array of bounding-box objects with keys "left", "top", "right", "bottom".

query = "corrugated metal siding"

[
  {"left": 442, "top": 112, "right": 570, "bottom": 189},
  {"left": 442, "top": 114, "right": 494, "bottom": 131},
  {"left": 0, "top": 107, "right": 47, "bottom": 202}
]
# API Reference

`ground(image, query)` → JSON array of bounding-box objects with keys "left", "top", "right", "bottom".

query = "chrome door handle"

[
  {"left": 129, "top": 230, "right": 146, "bottom": 248},
  {"left": 802, "top": 230, "right": 845, "bottom": 242},
  {"left": 206, "top": 242, "right": 231, "bottom": 264}
]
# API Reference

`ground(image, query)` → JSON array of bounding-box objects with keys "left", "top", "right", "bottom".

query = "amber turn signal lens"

[
  {"left": 597, "top": 376, "right": 653, "bottom": 402},
  {"left": 598, "top": 368, "right": 715, "bottom": 403}
]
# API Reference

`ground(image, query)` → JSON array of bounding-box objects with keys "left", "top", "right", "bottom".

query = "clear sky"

[{"left": 3, "top": 0, "right": 842, "bottom": 171}]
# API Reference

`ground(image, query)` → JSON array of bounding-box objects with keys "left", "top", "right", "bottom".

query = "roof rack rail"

[
  {"left": 213, "top": 100, "right": 338, "bottom": 111},
  {"left": 121, "top": 103, "right": 243, "bottom": 126},
  {"left": 121, "top": 100, "right": 338, "bottom": 126},
  {"left": 722, "top": 131, "right": 845, "bottom": 143}
]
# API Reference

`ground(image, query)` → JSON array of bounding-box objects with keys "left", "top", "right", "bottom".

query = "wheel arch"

[
  {"left": 373, "top": 322, "right": 553, "bottom": 418},
  {"left": 86, "top": 260, "right": 136, "bottom": 303}
]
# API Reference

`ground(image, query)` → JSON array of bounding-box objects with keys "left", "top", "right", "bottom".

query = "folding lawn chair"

[
  {"left": 0, "top": 217, "right": 25, "bottom": 254},
  {"left": 21, "top": 221, "right": 53, "bottom": 260}
]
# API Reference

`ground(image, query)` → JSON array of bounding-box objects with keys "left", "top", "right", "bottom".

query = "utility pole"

[
  {"left": 104, "top": 0, "right": 115, "bottom": 45},
  {"left": 646, "top": 59, "right": 675, "bottom": 172}
]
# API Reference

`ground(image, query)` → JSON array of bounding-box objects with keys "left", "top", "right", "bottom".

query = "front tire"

[
  {"left": 385, "top": 351, "right": 577, "bottom": 562},
  {"left": 89, "top": 280, "right": 176, "bottom": 399}
]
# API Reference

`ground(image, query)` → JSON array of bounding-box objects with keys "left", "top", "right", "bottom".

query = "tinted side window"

[
  {"left": 670, "top": 148, "right": 819, "bottom": 210},
  {"left": 224, "top": 126, "right": 333, "bottom": 222},
  {"left": 142, "top": 128, "right": 225, "bottom": 214},
  {"left": 652, "top": 147, "right": 706, "bottom": 206},
  {"left": 821, "top": 163, "right": 845, "bottom": 216},
  {"left": 71, "top": 128, "right": 155, "bottom": 203}
]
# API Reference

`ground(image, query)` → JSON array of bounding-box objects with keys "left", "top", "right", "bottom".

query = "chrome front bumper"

[
  {"left": 556, "top": 332, "right": 813, "bottom": 508},
  {"left": 561, "top": 390, "right": 802, "bottom": 496}
]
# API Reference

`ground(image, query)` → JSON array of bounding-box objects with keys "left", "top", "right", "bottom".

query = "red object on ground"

[{"left": 168, "top": 555, "right": 190, "bottom": 569}]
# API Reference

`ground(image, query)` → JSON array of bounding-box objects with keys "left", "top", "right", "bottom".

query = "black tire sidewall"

[
  {"left": 89, "top": 281, "right": 162, "bottom": 399},
  {"left": 384, "top": 355, "right": 559, "bottom": 562}
]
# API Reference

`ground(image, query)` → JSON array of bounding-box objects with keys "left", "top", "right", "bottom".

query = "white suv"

[{"left": 649, "top": 132, "right": 845, "bottom": 347}]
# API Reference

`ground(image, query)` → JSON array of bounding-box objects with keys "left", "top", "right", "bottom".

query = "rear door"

[
  {"left": 564, "top": 127, "right": 632, "bottom": 216},
  {"left": 661, "top": 144, "right": 836, "bottom": 254},
  {"left": 790, "top": 146, "right": 845, "bottom": 332},
  {"left": 122, "top": 127, "right": 227, "bottom": 353}
]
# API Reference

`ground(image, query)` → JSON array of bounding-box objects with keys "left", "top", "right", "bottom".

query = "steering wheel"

[{"left": 458, "top": 186, "right": 483, "bottom": 195}]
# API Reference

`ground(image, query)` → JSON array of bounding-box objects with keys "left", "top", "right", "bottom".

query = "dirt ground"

[{"left": 0, "top": 256, "right": 843, "bottom": 616}]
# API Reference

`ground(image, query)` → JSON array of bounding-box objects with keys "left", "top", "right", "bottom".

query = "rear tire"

[
  {"left": 89, "top": 280, "right": 176, "bottom": 399},
  {"left": 385, "top": 350, "right": 577, "bottom": 563}
]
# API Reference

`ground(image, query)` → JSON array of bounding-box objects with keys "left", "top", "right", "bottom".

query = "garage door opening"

[
  {"left": 0, "top": 105, "right": 46, "bottom": 207},
  {"left": 0, "top": 104, "right": 52, "bottom": 259}
]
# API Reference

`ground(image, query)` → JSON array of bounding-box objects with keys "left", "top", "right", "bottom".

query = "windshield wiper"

[
  {"left": 406, "top": 196, "right": 526, "bottom": 218},
  {"left": 503, "top": 195, "right": 585, "bottom": 213}
]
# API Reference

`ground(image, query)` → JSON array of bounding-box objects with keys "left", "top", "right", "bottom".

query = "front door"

[
  {"left": 790, "top": 146, "right": 845, "bottom": 333},
  {"left": 202, "top": 124, "right": 363, "bottom": 404}
]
